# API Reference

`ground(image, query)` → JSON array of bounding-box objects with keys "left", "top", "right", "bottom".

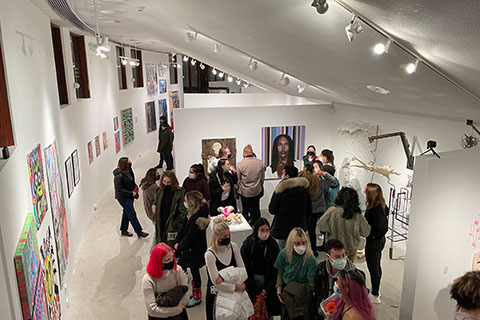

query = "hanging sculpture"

[{"left": 350, "top": 155, "right": 400, "bottom": 181}]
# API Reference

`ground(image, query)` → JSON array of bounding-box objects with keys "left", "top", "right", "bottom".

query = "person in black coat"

[
  {"left": 174, "top": 190, "right": 211, "bottom": 308},
  {"left": 268, "top": 165, "right": 312, "bottom": 250},
  {"left": 208, "top": 159, "right": 238, "bottom": 215},
  {"left": 113, "top": 157, "right": 148, "bottom": 238},
  {"left": 241, "top": 218, "right": 281, "bottom": 318}
]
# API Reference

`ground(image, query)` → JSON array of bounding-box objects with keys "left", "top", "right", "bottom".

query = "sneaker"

[
  {"left": 137, "top": 231, "right": 149, "bottom": 239},
  {"left": 369, "top": 293, "right": 381, "bottom": 304},
  {"left": 121, "top": 230, "right": 133, "bottom": 237},
  {"left": 186, "top": 297, "right": 202, "bottom": 308}
]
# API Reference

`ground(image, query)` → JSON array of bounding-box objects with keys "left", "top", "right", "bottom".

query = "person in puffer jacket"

[{"left": 215, "top": 266, "right": 254, "bottom": 320}]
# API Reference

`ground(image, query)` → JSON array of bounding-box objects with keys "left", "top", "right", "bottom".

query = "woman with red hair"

[{"left": 142, "top": 243, "right": 190, "bottom": 319}]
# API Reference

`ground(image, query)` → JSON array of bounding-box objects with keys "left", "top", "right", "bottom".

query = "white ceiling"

[{"left": 45, "top": 0, "right": 480, "bottom": 120}]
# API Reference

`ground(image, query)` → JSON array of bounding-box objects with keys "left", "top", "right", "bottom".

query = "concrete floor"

[{"left": 64, "top": 151, "right": 405, "bottom": 319}]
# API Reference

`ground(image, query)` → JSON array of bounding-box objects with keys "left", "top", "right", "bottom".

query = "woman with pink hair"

[
  {"left": 332, "top": 270, "right": 376, "bottom": 320},
  {"left": 142, "top": 243, "right": 190, "bottom": 320}
]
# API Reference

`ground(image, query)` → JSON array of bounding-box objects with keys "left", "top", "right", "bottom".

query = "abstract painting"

[
  {"left": 158, "top": 99, "right": 168, "bottom": 119},
  {"left": 113, "top": 116, "right": 119, "bottom": 131},
  {"left": 115, "top": 131, "right": 121, "bottom": 154},
  {"left": 169, "top": 91, "right": 180, "bottom": 130},
  {"left": 261, "top": 125, "right": 306, "bottom": 178},
  {"left": 13, "top": 212, "right": 41, "bottom": 320},
  {"left": 26, "top": 144, "right": 48, "bottom": 230},
  {"left": 201, "top": 138, "right": 237, "bottom": 175},
  {"left": 71, "top": 149, "right": 80, "bottom": 186},
  {"left": 87, "top": 141, "right": 94, "bottom": 165},
  {"left": 40, "top": 226, "right": 61, "bottom": 320},
  {"left": 102, "top": 131, "right": 108, "bottom": 150},
  {"left": 159, "top": 79, "right": 167, "bottom": 94},
  {"left": 145, "top": 101, "right": 156, "bottom": 133},
  {"left": 121, "top": 107, "right": 134, "bottom": 145},
  {"left": 32, "top": 271, "right": 47, "bottom": 320},
  {"left": 146, "top": 63, "right": 158, "bottom": 96},
  {"left": 95, "top": 135, "right": 101, "bottom": 157},
  {"left": 44, "top": 141, "right": 68, "bottom": 286},
  {"left": 64, "top": 156, "right": 74, "bottom": 198}
]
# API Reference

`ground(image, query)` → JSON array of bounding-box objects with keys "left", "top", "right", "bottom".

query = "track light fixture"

[
  {"left": 191, "top": 59, "right": 197, "bottom": 66},
  {"left": 212, "top": 68, "right": 217, "bottom": 75},
  {"left": 249, "top": 58, "right": 258, "bottom": 71},
  {"left": 311, "top": 0, "right": 329, "bottom": 14},
  {"left": 345, "top": 15, "right": 363, "bottom": 42},
  {"left": 235, "top": 78, "right": 242, "bottom": 86},
  {"left": 185, "top": 32, "right": 197, "bottom": 43},
  {"left": 214, "top": 43, "right": 222, "bottom": 53},
  {"left": 227, "top": 75, "right": 233, "bottom": 83},
  {"left": 121, "top": 58, "right": 128, "bottom": 66},
  {"left": 243, "top": 82, "right": 249, "bottom": 88},
  {"left": 373, "top": 39, "right": 392, "bottom": 55},
  {"left": 405, "top": 59, "right": 419, "bottom": 74},
  {"left": 280, "top": 73, "right": 290, "bottom": 86},
  {"left": 199, "top": 63, "right": 205, "bottom": 70},
  {"left": 219, "top": 71, "right": 224, "bottom": 78},
  {"left": 297, "top": 83, "right": 307, "bottom": 93},
  {"left": 183, "top": 55, "right": 189, "bottom": 62}
]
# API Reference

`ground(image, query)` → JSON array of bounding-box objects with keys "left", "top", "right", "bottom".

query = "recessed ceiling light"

[
  {"left": 99, "top": 10, "right": 115, "bottom": 14},
  {"left": 103, "top": 20, "right": 120, "bottom": 24},
  {"left": 366, "top": 84, "right": 390, "bottom": 95}
]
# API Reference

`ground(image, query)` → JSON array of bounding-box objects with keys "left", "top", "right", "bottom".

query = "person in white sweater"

[
  {"left": 142, "top": 243, "right": 190, "bottom": 320},
  {"left": 205, "top": 218, "right": 246, "bottom": 320}
]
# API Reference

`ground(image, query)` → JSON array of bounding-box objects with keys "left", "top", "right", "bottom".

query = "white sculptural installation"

[{"left": 350, "top": 156, "right": 400, "bottom": 181}]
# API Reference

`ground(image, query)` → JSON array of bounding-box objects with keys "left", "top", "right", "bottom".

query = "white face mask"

[
  {"left": 188, "top": 173, "right": 196, "bottom": 180},
  {"left": 294, "top": 245, "right": 306, "bottom": 255}
]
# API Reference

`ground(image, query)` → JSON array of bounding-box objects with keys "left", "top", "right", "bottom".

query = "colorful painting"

[
  {"left": 113, "top": 116, "right": 119, "bottom": 131},
  {"left": 159, "top": 79, "right": 167, "bottom": 94},
  {"left": 32, "top": 270, "right": 47, "bottom": 320},
  {"left": 159, "top": 99, "right": 168, "bottom": 119},
  {"left": 95, "top": 136, "right": 101, "bottom": 157},
  {"left": 71, "top": 149, "right": 80, "bottom": 186},
  {"left": 121, "top": 107, "right": 134, "bottom": 145},
  {"left": 158, "top": 63, "right": 167, "bottom": 77},
  {"left": 145, "top": 101, "right": 157, "bottom": 133},
  {"left": 40, "top": 226, "right": 61, "bottom": 320},
  {"left": 261, "top": 125, "right": 306, "bottom": 178},
  {"left": 115, "top": 131, "right": 121, "bottom": 154},
  {"left": 13, "top": 212, "right": 41, "bottom": 320},
  {"left": 26, "top": 144, "right": 48, "bottom": 230},
  {"left": 102, "top": 131, "right": 108, "bottom": 150},
  {"left": 169, "top": 91, "right": 180, "bottom": 130},
  {"left": 64, "top": 156, "right": 74, "bottom": 198},
  {"left": 146, "top": 63, "right": 158, "bottom": 96},
  {"left": 44, "top": 141, "right": 68, "bottom": 286},
  {"left": 201, "top": 138, "right": 237, "bottom": 175},
  {"left": 87, "top": 141, "right": 94, "bottom": 165}
]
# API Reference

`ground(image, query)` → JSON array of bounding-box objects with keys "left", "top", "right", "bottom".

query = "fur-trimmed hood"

[
  {"left": 274, "top": 177, "right": 309, "bottom": 194},
  {"left": 196, "top": 216, "right": 211, "bottom": 230}
]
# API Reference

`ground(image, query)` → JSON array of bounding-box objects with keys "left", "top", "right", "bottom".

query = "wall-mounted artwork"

[
  {"left": 146, "top": 63, "right": 158, "bottom": 96},
  {"left": 64, "top": 156, "right": 74, "bottom": 198},
  {"left": 102, "top": 131, "right": 108, "bottom": 150},
  {"left": 32, "top": 270, "right": 47, "bottom": 320},
  {"left": 145, "top": 101, "right": 157, "bottom": 133},
  {"left": 201, "top": 138, "right": 237, "bottom": 175},
  {"left": 44, "top": 141, "right": 68, "bottom": 286},
  {"left": 40, "top": 226, "right": 61, "bottom": 320},
  {"left": 261, "top": 125, "right": 306, "bottom": 178},
  {"left": 87, "top": 141, "right": 94, "bottom": 165},
  {"left": 72, "top": 149, "right": 80, "bottom": 186},
  {"left": 169, "top": 91, "right": 180, "bottom": 130},
  {"left": 13, "top": 212, "right": 41, "bottom": 320},
  {"left": 121, "top": 107, "right": 134, "bottom": 145},
  {"left": 115, "top": 131, "right": 121, "bottom": 154},
  {"left": 95, "top": 135, "right": 101, "bottom": 157},
  {"left": 159, "top": 79, "right": 167, "bottom": 94},
  {"left": 113, "top": 116, "right": 119, "bottom": 131},
  {"left": 26, "top": 144, "right": 48, "bottom": 230},
  {"left": 158, "top": 63, "right": 167, "bottom": 77},
  {"left": 158, "top": 99, "right": 168, "bottom": 119}
]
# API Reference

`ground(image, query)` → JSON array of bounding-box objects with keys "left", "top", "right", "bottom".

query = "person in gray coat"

[{"left": 140, "top": 168, "right": 160, "bottom": 223}]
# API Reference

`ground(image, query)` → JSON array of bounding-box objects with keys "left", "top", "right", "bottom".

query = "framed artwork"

[
  {"left": 159, "top": 79, "right": 167, "bottom": 94},
  {"left": 158, "top": 63, "right": 167, "bottom": 77},
  {"left": 158, "top": 99, "right": 168, "bottom": 119},
  {"left": 115, "top": 131, "right": 121, "bottom": 154},
  {"left": 64, "top": 156, "right": 74, "bottom": 198},
  {"left": 102, "top": 131, "right": 108, "bottom": 150},
  {"left": 40, "top": 226, "right": 61, "bottom": 320},
  {"left": 44, "top": 141, "right": 68, "bottom": 286},
  {"left": 87, "top": 141, "right": 94, "bottom": 164},
  {"left": 32, "top": 268, "right": 47, "bottom": 320},
  {"left": 146, "top": 63, "right": 158, "bottom": 96},
  {"left": 95, "top": 135, "right": 101, "bottom": 157},
  {"left": 72, "top": 149, "right": 80, "bottom": 186},
  {"left": 145, "top": 101, "right": 157, "bottom": 133},
  {"left": 201, "top": 138, "right": 237, "bottom": 175},
  {"left": 169, "top": 91, "right": 180, "bottom": 130},
  {"left": 113, "top": 116, "right": 119, "bottom": 131},
  {"left": 26, "top": 144, "right": 48, "bottom": 230},
  {"left": 121, "top": 107, "right": 134, "bottom": 145},
  {"left": 13, "top": 212, "right": 41, "bottom": 320},
  {"left": 261, "top": 125, "right": 306, "bottom": 178}
]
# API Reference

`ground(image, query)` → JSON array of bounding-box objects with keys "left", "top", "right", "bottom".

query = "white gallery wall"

[{"left": 0, "top": 0, "right": 182, "bottom": 317}]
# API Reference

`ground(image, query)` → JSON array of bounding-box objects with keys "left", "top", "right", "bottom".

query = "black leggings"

[
  {"left": 365, "top": 237, "right": 386, "bottom": 296},
  {"left": 308, "top": 213, "right": 322, "bottom": 253},
  {"left": 190, "top": 266, "right": 201, "bottom": 289}
]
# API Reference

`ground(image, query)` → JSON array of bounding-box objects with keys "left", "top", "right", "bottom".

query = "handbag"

[
  {"left": 155, "top": 285, "right": 188, "bottom": 307},
  {"left": 249, "top": 294, "right": 268, "bottom": 320}
]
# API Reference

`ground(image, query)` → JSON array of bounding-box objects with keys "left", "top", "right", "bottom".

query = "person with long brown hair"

[
  {"left": 364, "top": 183, "right": 388, "bottom": 304},
  {"left": 208, "top": 158, "right": 238, "bottom": 215},
  {"left": 140, "top": 168, "right": 160, "bottom": 223},
  {"left": 152, "top": 171, "right": 186, "bottom": 247}
]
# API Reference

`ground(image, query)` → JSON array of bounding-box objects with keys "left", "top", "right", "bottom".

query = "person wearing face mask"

[
  {"left": 209, "top": 159, "right": 238, "bottom": 215},
  {"left": 205, "top": 218, "right": 246, "bottom": 320},
  {"left": 274, "top": 228, "right": 317, "bottom": 320},
  {"left": 313, "top": 239, "right": 365, "bottom": 317},
  {"left": 241, "top": 218, "right": 281, "bottom": 318},
  {"left": 303, "top": 145, "right": 319, "bottom": 167},
  {"left": 152, "top": 171, "right": 186, "bottom": 247},
  {"left": 140, "top": 168, "right": 161, "bottom": 223},
  {"left": 157, "top": 121, "right": 174, "bottom": 170},
  {"left": 182, "top": 163, "right": 211, "bottom": 201},
  {"left": 208, "top": 146, "right": 233, "bottom": 174},
  {"left": 142, "top": 243, "right": 190, "bottom": 320},
  {"left": 174, "top": 191, "right": 210, "bottom": 308}
]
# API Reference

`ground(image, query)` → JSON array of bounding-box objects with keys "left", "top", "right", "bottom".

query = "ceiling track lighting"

[
  {"left": 185, "top": 31, "right": 197, "bottom": 43},
  {"left": 235, "top": 78, "right": 241, "bottom": 86},
  {"left": 191, "top": 59, "right": 197, "bottom": 66},
  {"left": 345, "top": 15, "right": 363, "bottom": 42},
  {"left": 311, "top": 0, "right": 328, "bottom": 14},
  {"left": 297, "top": 83, "right": 307, "bottom": 93},
  {"left": 405, "top": 59, "right": 420, "bottom": 74},
  {"left": 249, "top": 58, "right": 258, "bottom": 71},
  {"left": 183, "top": 55, "right": 189, "bottom": 62},
  {"left": 218, "top": 71, "right": 224, "bottom": 78},
  {"left": 212, "top": 68, "right": 217, "bottom": 75},
  {"left": 214, "top": 43, "right": 222, "bottom": 53},
  {"left": 227, "top": 75, "right": 233, "bottom": 83},
  {"left": 199, "top": 63, "right": 205, "bottom": 70},
  {"left": 280, "top": 73, "right": 290, "bottom": 86},
  {"left": 243, "top": 82, "right": 249, "bottom": 88},
  {"left": 373, "top": 39, "right": 392, "bottom": 55}
]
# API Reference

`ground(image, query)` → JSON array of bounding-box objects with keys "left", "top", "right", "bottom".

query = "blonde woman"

[
  {"left": 174, "top": 191, "right": 210, "bottom": 308},
  {"left": 274, "top": 227, "right": 317, "bottom": 319},
  {"left": 204, "top": 218, "right": 245, "bottom": 320}
]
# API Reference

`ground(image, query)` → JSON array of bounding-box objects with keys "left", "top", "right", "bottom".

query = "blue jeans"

[{"left": 117, "top": 198, "right": 143, "bottom": 233}]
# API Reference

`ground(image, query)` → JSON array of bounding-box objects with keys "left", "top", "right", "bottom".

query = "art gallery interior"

[{"left": 1, "top": 0, "right": 480, "bottom": 319}]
